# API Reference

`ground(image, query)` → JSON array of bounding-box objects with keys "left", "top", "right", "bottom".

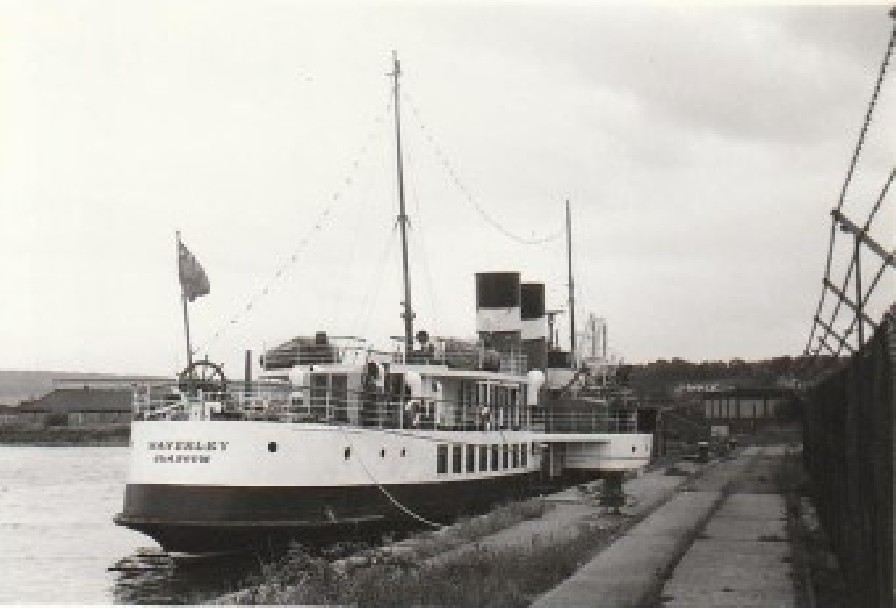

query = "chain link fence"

[{"left": 802, "top": 313, "right": 894, "bottom": 607}]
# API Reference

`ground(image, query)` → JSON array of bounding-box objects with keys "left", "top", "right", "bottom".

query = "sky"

[{"left": 0, "top": 1, "right": 893, "bottom": 377}]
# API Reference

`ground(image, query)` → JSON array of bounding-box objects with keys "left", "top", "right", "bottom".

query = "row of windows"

[
  {"left": 436, "top": 442, "right": 535, "bottom": 474},
  {"left": 455, "top": 381, "right": 524, "bottom": 408},
  {"left": 704, "top": 399, "right": 782, "bottom": 420}
]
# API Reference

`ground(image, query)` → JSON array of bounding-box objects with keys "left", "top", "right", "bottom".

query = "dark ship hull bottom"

[{"left": 115, "top": 473, "right": 539, "bottom": 553}]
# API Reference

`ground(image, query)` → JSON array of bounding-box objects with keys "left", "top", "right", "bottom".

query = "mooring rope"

[{"left": 336, "top": 424, "right": 444, "bottom": 530}]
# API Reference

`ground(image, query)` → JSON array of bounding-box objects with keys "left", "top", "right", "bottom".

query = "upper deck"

[{"left": 132, "top": 368, "right": 638, "bottom": 435}]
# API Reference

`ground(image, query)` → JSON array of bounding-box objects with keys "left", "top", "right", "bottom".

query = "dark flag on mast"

[{"left": 178, "top": 240, "right": 210, "bottom": 302}]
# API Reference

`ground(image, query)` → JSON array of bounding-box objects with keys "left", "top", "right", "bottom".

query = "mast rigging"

[
  {"left": 566, "top": 200, "right": 576, "bottom": 370},
  {"left": 390, "top": 51, "right": 415, "bottom": 356}
]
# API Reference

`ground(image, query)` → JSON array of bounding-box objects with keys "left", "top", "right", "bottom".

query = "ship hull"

[
  {"left": 116, "top": 474, "right": 537, "bottom": 553},
  {"left": 115, "top": 420, "right": 542, "bottom": 552}
]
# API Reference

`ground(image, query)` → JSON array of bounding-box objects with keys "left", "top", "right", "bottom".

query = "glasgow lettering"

[{"left": 152, "top": 454, "right": 211, "bottom": 464}]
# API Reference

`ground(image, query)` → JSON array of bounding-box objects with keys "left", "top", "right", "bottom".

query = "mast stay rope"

[
  {"left": 194, "top": 95, "right": 395, "bottom": 356},
  {"left": 402, "top": 90, "right": 565, "bottom": 246}
]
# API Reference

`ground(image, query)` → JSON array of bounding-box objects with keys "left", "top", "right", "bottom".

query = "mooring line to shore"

[{"left": 336, "top": 424, "right": 443, "bottom": 530}]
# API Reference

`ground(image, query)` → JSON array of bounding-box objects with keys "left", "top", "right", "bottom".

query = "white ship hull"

[
  {"left": 117, "top": 420, "right": 542, "bottom": 552},
  {"left": 544, "top": 433, "right": 654, "bottom": 472}
]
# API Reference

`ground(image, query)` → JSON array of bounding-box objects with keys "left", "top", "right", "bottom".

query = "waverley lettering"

[{"left": 147, "top": 441, "right": 229, "bottom": 451}]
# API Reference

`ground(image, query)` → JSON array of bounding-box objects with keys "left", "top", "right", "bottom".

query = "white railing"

[
  {"left": 132, "top": 382, "right": 642, "bottom": 434},
  {"left": 532, "top": 411, "right": 639, "bottom": 434},
  {"left": 389, "top": 341, "right": 528, "bottom": 376}
]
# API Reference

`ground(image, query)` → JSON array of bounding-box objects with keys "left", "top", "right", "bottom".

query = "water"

[{"left": 0, "top": 446, "right": 255, "bottom": 604}]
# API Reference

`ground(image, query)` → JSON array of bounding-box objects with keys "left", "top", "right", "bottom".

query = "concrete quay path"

[
  {"left": 422, "top": 457, "right": 697, "bottom": 567},
  {"left": 532, "top": 445, "right": 797, "bottom": 608},
  {"left": 660, "top": 446, "right": 795, "bottom": 608}
]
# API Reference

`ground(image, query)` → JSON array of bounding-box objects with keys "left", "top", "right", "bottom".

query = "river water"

[{"left": 0, "top": 446, "right": 255, "bottom": 604}]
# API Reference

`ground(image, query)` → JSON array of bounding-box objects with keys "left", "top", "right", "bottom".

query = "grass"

[
  {"left": 329, "top": 497, "right": 553, "bottom": 571},
  {"left": 222, "top": 520, "right": 618, "bottom": 606},
  {"left": 213, "top": 496, "right": 626, "bottom": 606}
]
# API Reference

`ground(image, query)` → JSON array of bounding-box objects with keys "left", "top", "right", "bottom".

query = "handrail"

[{"left": 133, "top": 390, "right": 639, "bottom": 433}]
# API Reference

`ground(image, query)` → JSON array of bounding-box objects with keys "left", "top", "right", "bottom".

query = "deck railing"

[
  {"left": 391, "top": 345, "right": 528, "bottom": 376},
  {"left": 132, "top": 383, "right": 640, "bottom": 434}
]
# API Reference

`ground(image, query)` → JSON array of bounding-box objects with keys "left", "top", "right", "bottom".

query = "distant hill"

[{"left": 0, "top": 370, "right": 159, "bottom": 406}]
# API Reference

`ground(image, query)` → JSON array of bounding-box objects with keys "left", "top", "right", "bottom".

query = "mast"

[
  {"left": 390, "top": 50, "right": 415, "bottom": 356},
  {"left": 176, "top": 231, "right": 194, "bottom": 370},
  {"left": 566, "top": 200, "right": 576, "bottom": 370}
]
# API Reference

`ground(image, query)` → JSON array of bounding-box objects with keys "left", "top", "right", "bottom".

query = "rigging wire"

[
  {"left": 351, "top": 223, "right": 399, "bottom": 338},
  {"left": 330, "top": 157, "right": 383, "bottom": 325},
  {"left": 195, "top": 95, "right": 394, "bottom": 356},
  {"left": 404, "top": 140, "right": 442, "bottom": 331},
  {"left": 804, "top": 19, "right": 895, "bottom": 356},
  {"left": 402, "top": 90, "right": 564, "bottom": 246},
  {"left": 416, "top": 225, "right": 442, "bottom": 331}
]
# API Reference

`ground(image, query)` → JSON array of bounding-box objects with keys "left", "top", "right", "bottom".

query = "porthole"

[
  {"left": 344, "top": 447, "right": 351, "bottom": 460},
  {"left": 268, "top": 441, "right": 278, "bottom": 453}
]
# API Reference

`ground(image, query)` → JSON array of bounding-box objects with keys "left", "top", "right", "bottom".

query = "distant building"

[
  {"left": 672, "top": 381, "right": 736, "bottom": 395},
  {"left": 701, "top": 386, "right": 797, "bottom": 432},
  {"left": 39, "top": 387, "right": 132, "bottom": 424},
  {"left": 0, "top": 404, "right": 21, "bottom": 424},
  {"left": 15, "top": 400, "right": 48, "bottom": 424}
]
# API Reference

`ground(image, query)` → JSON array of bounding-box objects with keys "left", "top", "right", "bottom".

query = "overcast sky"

[{"left": 1, "top": 2, "right": 893, "bottom": 376}]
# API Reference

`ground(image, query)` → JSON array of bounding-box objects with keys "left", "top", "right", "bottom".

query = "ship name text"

[
  {"left": 147, "top": 441, "right": 229, "bottom": 464},
  {"left": 147, "top": 441, "right": 229, "bottom": 451}
]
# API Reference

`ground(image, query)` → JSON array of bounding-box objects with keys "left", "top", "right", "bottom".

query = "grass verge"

[{"left": 218, "top": 519, "right": 618, "bottom": 606}]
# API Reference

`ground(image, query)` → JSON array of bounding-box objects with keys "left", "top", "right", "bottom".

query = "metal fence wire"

[{"left": 802, "top": 314, "right": 894, "bottom": 607}]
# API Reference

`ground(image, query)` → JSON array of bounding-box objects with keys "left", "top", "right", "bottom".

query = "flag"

[{"left": 178, "top": 240, "right": 210, "bottom": 302}]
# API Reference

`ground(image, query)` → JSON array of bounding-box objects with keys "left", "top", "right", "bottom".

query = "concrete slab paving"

[
  {"left": 426, "top": 464, "right": 689, "bottom": 567},
  {"left": 665, "top": 537, "right": 790, "bottom": 559},
  {"left": 629, "top": 492, "right": 721, "bottom": 538},
  {"left": 532, "top": 492, "right": 723, "bottom": 608},
  {"left": 658, "top": 452, "right": 797, "bottom": 608},
  {"left": 531, "top": 446, "right": 794, "bottom": 608},
  {"left": 660, "top": 588, "right": 797, "bottom": 608},
  {"left": 663, "top": 542, "right": 792, "bottom": 588},
  {"left": 531, "top": 533, "right": 689, "bottom": 608},
  {"left": 713, "top": 493, "right": 786, "bottom": 519},
  {"left": 703, "top": 516, "right": 787, "bottom": 541}
]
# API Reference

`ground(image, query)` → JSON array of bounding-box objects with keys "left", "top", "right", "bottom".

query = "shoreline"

[{"left": 0, "top": 424, "right": 130, "bottom": 447}]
